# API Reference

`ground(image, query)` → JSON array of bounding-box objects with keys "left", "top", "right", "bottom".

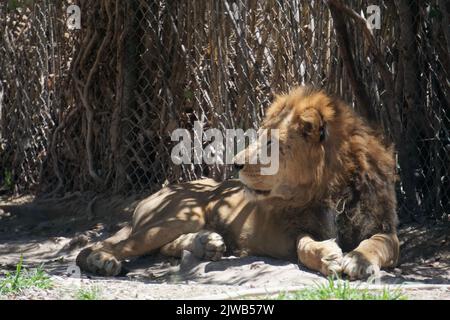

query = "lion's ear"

[
  {"left": 300, "top": 120, "right": 314, "bottom": 138},
  {"left": 299, "top": 109, "right": 327, "bottom": 142},
  {"left": 300, "top": 118, "right": 327, "bottom": 143}
]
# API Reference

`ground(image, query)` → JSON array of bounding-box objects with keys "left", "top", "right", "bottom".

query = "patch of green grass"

[
  {"left": 0, "top": 256, "right": 53, "bottom": 296},
  {"left": 3, "top": 169, "right": 13, "bottom": 190},
  {"left": 75, "top": 286, "right": 102, "bottom": 300},
  {"left": 275, "top": 277, "right": 407, "bottom": 300}
]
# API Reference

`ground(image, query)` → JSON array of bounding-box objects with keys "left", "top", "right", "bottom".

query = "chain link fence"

[
  {"left": 0, "top": 0, "right": 448, "bottom": 222},
  {"left": 0, "top": 1, "right": 72, "bottom": 194}
]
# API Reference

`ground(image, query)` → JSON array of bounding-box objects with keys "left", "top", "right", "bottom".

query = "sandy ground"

[{"left": 0, "top": 195, "right": 449, "bottom": 300}]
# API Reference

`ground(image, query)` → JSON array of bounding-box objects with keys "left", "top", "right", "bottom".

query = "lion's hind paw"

[{"left": 193, "top": 231, "right": 226, "bottom": 261}]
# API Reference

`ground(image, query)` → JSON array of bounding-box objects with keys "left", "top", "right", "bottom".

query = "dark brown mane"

[{"left": 264, "top": 87, "right": 398, "bottom": 251}]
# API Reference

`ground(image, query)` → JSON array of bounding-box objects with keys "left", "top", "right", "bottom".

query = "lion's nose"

[{"left": 234, "top": 163, "right": 244, "bottom": 171}]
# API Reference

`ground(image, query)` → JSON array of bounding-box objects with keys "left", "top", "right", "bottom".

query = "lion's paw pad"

[
  {"left": 86, "top": 251, "right": 122, "bottom": 276},
  {"left": 342, "top": 251, "right": 379, "bottom": 280},
  {"left": 193, "top": 232, "right": 226, "bottom": 261}
]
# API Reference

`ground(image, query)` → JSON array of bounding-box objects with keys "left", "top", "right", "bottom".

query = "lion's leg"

[
  {"left": 160, "top": 230, "right": 226, "bottom": 261},
  {"left": 76, "top": 224, "right": 132, "bottom": 275},
  {"left": 297, "top": 234, "right": 343, "bottom": 276},
  {"left": 342, "top": 233, "right": 399, "bottom": 279},
  {"left": 78, "top": 219, "right": 205, "bottom": 276}
]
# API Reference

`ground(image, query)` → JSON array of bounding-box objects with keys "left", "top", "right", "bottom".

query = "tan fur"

[{"left": 76, "top": 86, "right": 399, "bottom": 279}]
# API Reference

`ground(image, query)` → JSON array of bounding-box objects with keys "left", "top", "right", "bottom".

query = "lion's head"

[{"left": 234, "top": 86, "right": 347, "bottom": 203}]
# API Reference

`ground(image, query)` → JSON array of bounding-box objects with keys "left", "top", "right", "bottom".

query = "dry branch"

[
  {"left": 327, "top": 0, "right": 376, "bottom": 123},
  {"left": 327, "top": 0, "right": 401, "bottom": 140}
]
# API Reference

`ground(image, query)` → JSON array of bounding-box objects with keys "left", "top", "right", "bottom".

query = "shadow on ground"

[{"left": 1, "top": 194, "right": 449, "bottom": 287}]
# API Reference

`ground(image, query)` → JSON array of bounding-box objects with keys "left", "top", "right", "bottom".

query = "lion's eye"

[
  {"left": 267, "top": 140, "right": 272, "bottom": 147},
  {"left": 319, "top": 125, "right": 327, "bottom": 142}
]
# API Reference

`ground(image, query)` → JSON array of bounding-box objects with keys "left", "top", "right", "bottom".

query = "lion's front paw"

[
  {"left": 317, "top": 239, "right": 343, "bottom": 276},
  {"left": 321, "top": 251, "right": 343, "bottom": 276},
  {"left": 342, "top": 251, "right": 379, "bottom": 280},
  {"left": 86, "top": 250, "right": 122, "bottom": 276},
  {"left": 193, "top": 231, "right": 226, "bottom": 261}
]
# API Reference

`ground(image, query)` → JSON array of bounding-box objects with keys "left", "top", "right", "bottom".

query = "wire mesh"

[{"left": 0, "top": 0, "right": 448, "bottom": 221}]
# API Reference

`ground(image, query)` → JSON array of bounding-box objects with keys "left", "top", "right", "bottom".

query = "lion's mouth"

[{"left": 244, "top": 186, "right": 271, "bottom": 196}]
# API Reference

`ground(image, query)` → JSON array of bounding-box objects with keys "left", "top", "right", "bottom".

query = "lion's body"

[
  {"left": 153, "top": 179, "right": 337, "bottom": 260},
  {"left": 76, "top": 86, "right": 400, "bottom": 279}
]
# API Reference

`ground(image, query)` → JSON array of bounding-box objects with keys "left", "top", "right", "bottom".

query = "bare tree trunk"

[
  {"left": 327, "top": 1, "right": 377, "bottom": 125},
  {"left": 395, "top": 0, "right": 423, "bottom": 218},
  {"left": 110, "top": 0, "right": 137, "bottom": 192},
  {"left": 327, "top": 0, "right": 402, "bottom": 141},
  {"left": 439, "top": 0, "right": 450, "bottom": 57}
]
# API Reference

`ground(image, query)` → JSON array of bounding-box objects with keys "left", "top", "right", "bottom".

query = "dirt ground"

[{"left": 0, "top": 194, "right": 449, "bottom": 300}]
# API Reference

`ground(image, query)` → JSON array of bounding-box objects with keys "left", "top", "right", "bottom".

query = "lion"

[{"left": 76, "top": 86, "right": 399, "bottom": 280}]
